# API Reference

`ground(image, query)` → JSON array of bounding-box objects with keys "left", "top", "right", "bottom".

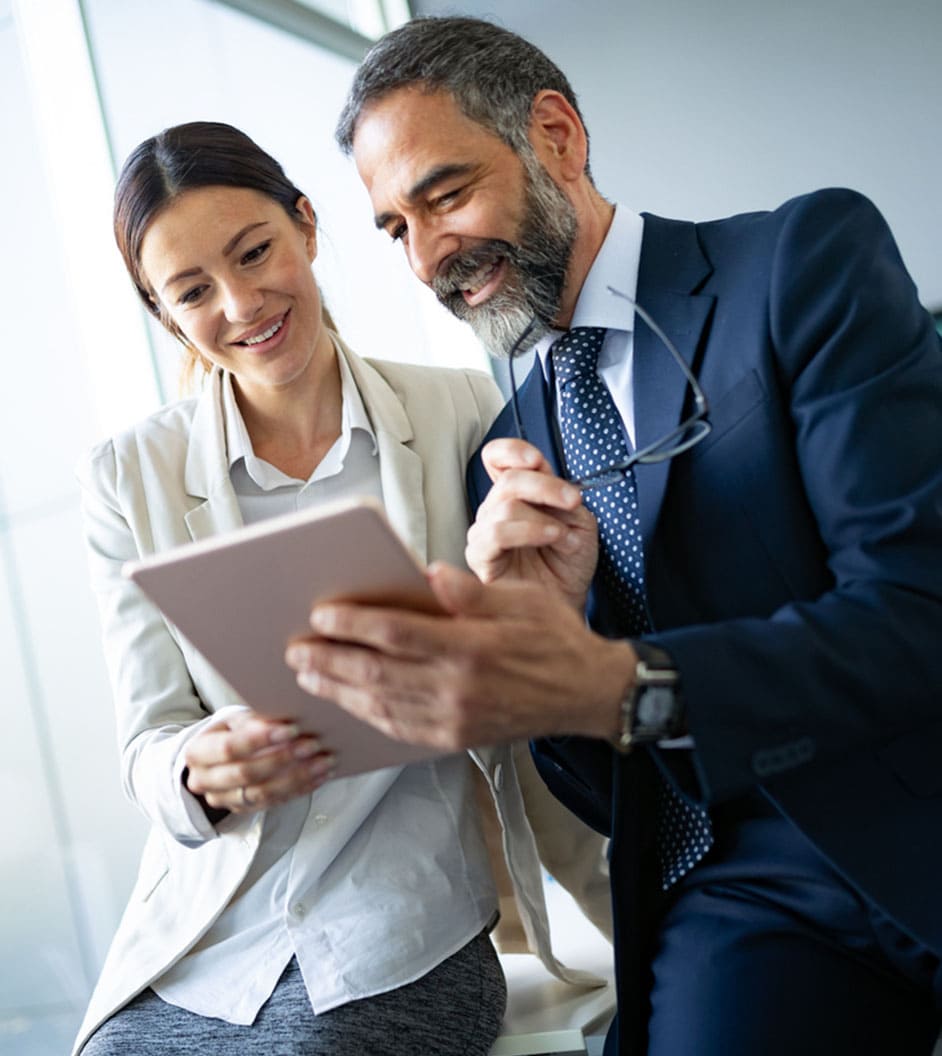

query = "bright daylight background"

[{"left": 1, "top": 0, "right": 940, "bottom": 1052}]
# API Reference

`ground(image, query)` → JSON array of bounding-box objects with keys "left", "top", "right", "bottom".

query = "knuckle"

[
  {"left": 495, "top": 497, "right": 518, "bottom": 520},
  {"left": 358, "top": 650, "right": 384, "bottom": 684},
  {"left": 465, "top": 525, "right": 484, "bottom": 554},
  {"left": 228, "top": 762, "right": 252, "bottom": 787},
  {"left": 374, "top": 620, "right": 411, "bottom": 653},
  {"left": 185, "top": 770, "right": 205, "bottom": 794},
  {"left": 366, "top": 686, "right": 390, "bottom": 717},
  {"left": 218, "top": 739, "right": 240, "bottom": 764}
]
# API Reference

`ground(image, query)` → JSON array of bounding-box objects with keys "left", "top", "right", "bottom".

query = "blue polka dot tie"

[{"left": 552, "top": 326, "right": 713, "bottom": 889}]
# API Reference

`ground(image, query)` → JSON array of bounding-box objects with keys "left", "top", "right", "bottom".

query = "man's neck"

[{"left": 556, "top": 190, "right": 616, "bottom": 328}]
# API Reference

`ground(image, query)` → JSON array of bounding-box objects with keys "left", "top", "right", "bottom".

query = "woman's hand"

[
  {"left": 184, "top": 712, "right": 335, "bottom": 816},
  {"left": 466, "top": 439, "right": 598, "bottom": 612}
]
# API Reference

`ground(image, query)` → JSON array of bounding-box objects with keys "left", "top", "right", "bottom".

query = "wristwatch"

[{"left": 613, "top": 641, "right": 685, "bottom": 753}]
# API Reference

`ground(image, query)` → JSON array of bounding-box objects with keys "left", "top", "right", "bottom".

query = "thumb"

[
  {"left": 481, "top": 437, "right": 550, "bottom": 483},
  {"left": 428, "top": 561, "right": 544, "bottom": 620},
  {"left": 426, "top": 562, "right": 488, "bottom": 616}
]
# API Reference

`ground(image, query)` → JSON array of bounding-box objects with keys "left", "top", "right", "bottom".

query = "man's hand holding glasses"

[
  {"left": 465, "top": 438, "right": 599, "bottom": 613},
  {"left": 469, "top": 288, "right": 712, "bottom": 610}
]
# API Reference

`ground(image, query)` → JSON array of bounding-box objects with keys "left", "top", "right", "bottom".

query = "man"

[{"left": 286, "top": 16, "right": 942, "bottom": 1054}]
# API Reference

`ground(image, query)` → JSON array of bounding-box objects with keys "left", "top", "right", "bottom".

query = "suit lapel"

[
  {"left": 517, "top": 358, "right": 564, "bottom": 477},
  {"left": 340, "top": 341, "right": 430, "bottom": 562},
  {"left": 633, "top": 214, "right": 714, "bottom": 547},
  {"left": 183, "top": 370, "right": 244, "bottom": 542}
]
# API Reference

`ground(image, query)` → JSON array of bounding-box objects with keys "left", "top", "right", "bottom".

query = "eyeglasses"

[{"left": 507, "top": 285, "right": 712, "bottom": 490}]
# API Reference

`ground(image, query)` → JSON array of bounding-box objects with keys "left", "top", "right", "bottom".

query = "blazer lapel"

[
  {"left": 633, "top": 214, "right": 714, "bottom": 547},
  {"left": 339, "top": 341, "right": 430, "bottom": 562},
  {"left": 182, "top": 370, "right": 245, "bottom": 542},
  {"left": 178, "top": 351, "right": 429, "bottom": 559}
]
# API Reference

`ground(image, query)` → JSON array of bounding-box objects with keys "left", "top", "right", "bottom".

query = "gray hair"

[{"left": 335, "top": 16, "right": 591, "bottom": 178}]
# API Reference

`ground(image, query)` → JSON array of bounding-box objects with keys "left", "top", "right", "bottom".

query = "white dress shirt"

[
  {"left": 153, "top": 355, "right": 497, "bottom": 1023},
  {"left": 536, "top": 206, "right": 694, "bottom": 749}
]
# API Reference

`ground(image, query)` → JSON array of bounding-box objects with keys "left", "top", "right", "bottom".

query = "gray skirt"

[{"left": 82, "top": 930, "right": 506, "bottom": 1055}]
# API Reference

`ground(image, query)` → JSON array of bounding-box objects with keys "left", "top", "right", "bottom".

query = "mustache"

[
  {"left": 430, "top": 240, "right": 512, "bottom": 309},
  {"left": 430, "top": 238, "right": 565, "bottom": 319}
]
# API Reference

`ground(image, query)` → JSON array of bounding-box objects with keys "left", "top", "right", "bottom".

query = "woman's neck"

[{"left": 233, "top": 335, "right": 344, "bottom": 481}]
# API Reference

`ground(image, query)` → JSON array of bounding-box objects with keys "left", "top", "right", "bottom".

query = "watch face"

[{"left": 637, "top": 686, "right": 677, "bottom": 728}]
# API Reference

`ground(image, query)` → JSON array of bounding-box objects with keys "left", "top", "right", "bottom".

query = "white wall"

[{"left": 414, "top": 0, "right": 942, "bottom": 310}]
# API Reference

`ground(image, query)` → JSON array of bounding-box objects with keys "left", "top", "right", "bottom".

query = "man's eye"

[
  {"left": 389, "top": 223, "right": 407, "bottom": 243},
  {"left": 242, "top": 240, "right": 271, "bottom": 264}
]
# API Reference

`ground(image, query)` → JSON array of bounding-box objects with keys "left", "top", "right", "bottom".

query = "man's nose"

[{"left": 406, "top": 224, "right": 460, "bottom": 286}]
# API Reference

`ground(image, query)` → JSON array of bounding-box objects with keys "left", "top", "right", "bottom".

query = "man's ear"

[
  {"left": 294, "top": 195, "right": 318, "bottom": 260},
  {"left": 527, "top": 90, "right": 589, "bottom": 183}
]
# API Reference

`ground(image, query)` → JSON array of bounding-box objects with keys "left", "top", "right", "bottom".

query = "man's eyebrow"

[
  {"left": 161, "top": 222, "right": 270, "bottom": 291},
  {"left": 373, "top": 163, "right": 475, "bottom": 230}
]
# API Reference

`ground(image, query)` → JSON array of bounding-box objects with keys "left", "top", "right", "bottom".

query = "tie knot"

[{"left": 550, "top": 327, "right": 607, "bottom": 385}]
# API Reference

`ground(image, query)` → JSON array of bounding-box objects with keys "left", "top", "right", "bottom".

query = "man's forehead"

[
  {"left": 352, "top": 88, "right": 508, "bottom": 202},
  {"left": 353, "top": 86, "right": 495, "bottom": 157}
]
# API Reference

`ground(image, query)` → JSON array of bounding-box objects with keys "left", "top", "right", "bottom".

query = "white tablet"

[{"left": 123, "top": 497, "right": 445, "bottom": 778}]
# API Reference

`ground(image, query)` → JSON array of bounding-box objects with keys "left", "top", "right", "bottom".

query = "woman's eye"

[
  {"left": 241, "top": 240, "right": 271, "bottom": 264},
  {"left": 180, "top": 285, "right": 206, "bottom": 306}
]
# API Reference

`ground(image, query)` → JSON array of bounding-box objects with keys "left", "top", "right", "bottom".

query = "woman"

[{"left": 74, "top": 122, "right": 609, "bottom": 1056}]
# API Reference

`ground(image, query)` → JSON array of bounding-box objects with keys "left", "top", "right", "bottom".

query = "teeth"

[
  {"left": 244, "top": 319, "right": 283, "bottom": 345},
  {"left": 462, "top": 260, "right": 499, "bottom": 296}
]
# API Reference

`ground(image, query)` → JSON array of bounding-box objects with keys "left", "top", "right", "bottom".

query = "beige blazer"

[{"left": 73, "top": 339, "right": 611, "bottom": 1053}]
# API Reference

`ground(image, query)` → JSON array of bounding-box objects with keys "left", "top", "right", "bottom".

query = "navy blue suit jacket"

[{"left": 467, "top": 188, "right": 942, "bottom": 1049}]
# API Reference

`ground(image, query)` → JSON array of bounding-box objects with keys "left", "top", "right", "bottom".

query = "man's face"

[{"left": 352, "top": 87, "right": 577, "bottom": 358}]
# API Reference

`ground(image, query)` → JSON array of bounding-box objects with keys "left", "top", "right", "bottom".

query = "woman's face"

[{"left": 139, "top": 185, "right": 326, "bottom": 397}]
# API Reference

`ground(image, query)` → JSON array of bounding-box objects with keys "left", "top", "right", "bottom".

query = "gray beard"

[{"left": 430, "top": 158, "right": 577, "bottom": 360}]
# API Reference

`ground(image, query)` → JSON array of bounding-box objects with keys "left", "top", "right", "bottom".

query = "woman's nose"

[{"left": 220, "top": 276, "right": 264, "bottom": 322}]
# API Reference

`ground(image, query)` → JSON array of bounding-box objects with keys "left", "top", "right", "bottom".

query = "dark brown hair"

[{"left": 114, "top": 121, "right": 335, "bottom": 386}]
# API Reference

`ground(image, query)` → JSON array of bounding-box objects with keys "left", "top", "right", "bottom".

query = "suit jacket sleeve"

[{"left": 649, "top": 189, "right": 942, "bottom": 803}]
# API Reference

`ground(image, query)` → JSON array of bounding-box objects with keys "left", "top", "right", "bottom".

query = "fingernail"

[
  {"left": 543, "top": 523, "right": 562, "bottom": 540},
  {"left": 285, "top": 645, "right": 305, "bottom": 669},
  {"left": 268, "top": 723, "right": 301, "bottom": 744},
  {"left": 298, "top": 671, "right": 321, "bottom": 694},
  {"left": 310, "top": 754, "right": 336, "bottom": 777},
  {"left": 294, "top": 738, "right": 323, "bottom": 759},
  {"left": 561, "top": 484, "right": 580, "bottom": 504},
  {"left": 310, "top": 608, "right": 335, "bottom": 632}
]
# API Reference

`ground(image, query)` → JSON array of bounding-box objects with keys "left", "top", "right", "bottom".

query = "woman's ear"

[{"left": 294, "top": 195, "right": 318, "bottom": 260}]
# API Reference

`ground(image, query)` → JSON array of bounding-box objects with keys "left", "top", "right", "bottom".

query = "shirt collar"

[
  {"left": 222, "top": 346, "right": 377, "bottom": 489},
  {"left": 535, "top": 203, "right": 644, "bottom": 374}
]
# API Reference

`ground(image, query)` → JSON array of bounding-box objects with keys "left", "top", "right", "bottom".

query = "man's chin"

[
  {"left": 470, "top": 310, "right": 549, "bottom": 361},
  {"left": 437, "top": 292, "right": 543, "bottom": 360}
]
